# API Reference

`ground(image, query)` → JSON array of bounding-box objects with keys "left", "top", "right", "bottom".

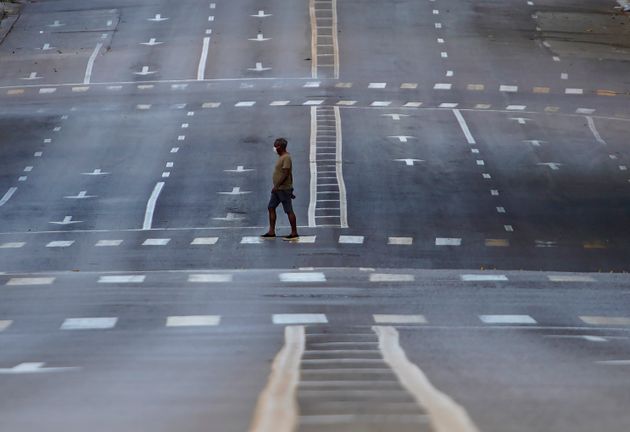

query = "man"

[{"left": 262, "top": 138, "right": 299, "bottom": 240}]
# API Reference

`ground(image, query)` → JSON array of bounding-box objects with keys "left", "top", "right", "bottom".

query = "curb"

[{"left": 0, "top": 1, "right": 21, "bottom": 45}]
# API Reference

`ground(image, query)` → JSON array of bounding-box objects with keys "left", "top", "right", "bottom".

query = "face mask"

[{"left": 273, "top": 146, "right": 279, "bottom": 154}]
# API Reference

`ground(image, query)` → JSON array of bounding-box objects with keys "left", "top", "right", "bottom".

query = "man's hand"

[{"left": 271, "top": 186, "right": 278, "bottom": 192}]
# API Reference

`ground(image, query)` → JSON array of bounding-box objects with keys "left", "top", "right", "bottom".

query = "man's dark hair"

[{"left": 275, "top": 137, "right": 288, "bottom": 149}]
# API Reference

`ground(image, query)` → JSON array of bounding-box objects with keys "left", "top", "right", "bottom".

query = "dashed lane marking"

[
  {"left": 369, "top": 274, "right": 415, "bottom": 282},
  {"left": 479, "top": 315, "right": 537, "bottom": 324},
  {"left": 191, "top": 237, "right": 219, "bottom": 245},
  {"left": 61, "top": 317, "right": 117, "bottom": 330},
  {"left": 6, "top": 277, "right": 55, "bottom": 285},
  {"left": 0, "top": 321, "right": 12, "bottom": 331},
  {"left": 548, "top": 275, "right": 595, "bottom": 282},
  {"left": 580, "top": 316, "right": 630, "bottom": 326},
  {"left": 0, "top": 242, "right": 25, "bottom": 248},
  {"left": 279, "top": 272, "right": 327, "bottom": 283},
  {"left": 142, "top": 238, "right": 170, "bottom": 246},
  {"left": 435, "top": 237, "right": 461, "bottom": 246},
  {"left": 338, "top": 235, "right": 364, "bottom": 244},
  {"left": 166, "top": 315, "right": 221, "bottom": 327},
  {"left": 188, "top": 274, "right": 233, "bottom": 283},
  {"left": 95, "top": 240, "right": 123, "bottom": 247},
  {"left": 373, "top": 315, "right": 427, "bottom": 324},
  {"left": 272, "top": 314, "right": 328, "bottom": 324},
  {"left": 388, "top": 236, "right": 413, "bottom": 245},
  {"left": 460, "top": 274, "right": 508, "bottom": 281},
  {"left": 241, "top": 236, "right": 263, "bottom": 244},
  {"left": 98, "top": 275, "right": 145, "bottom": 283},
  {"left": 46, "top": 241, "right": 74, "bottom": 248}
]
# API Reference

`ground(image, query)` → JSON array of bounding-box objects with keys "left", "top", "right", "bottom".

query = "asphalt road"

[{"left": 1, "top": 0, "right": 630, "bottom": 431}]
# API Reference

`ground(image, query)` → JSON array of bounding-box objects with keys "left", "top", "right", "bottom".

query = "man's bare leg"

[
  {"left": 265, "top": 208, "right": 277, "bottom": 236},
  {"left": 288, "top": 212, "right": 298, "bottom": 236}
]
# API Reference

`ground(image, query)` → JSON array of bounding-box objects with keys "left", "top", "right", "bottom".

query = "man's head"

[{"left": 274, "top": 138, "right": 288, "bottom": 155}]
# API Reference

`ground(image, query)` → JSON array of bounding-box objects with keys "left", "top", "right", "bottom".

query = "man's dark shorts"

[{"left": 268, "top": 189, "right": 294, "bottom": 214}]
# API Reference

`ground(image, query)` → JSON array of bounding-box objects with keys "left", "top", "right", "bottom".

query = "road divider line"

[
  {"left": 332, "top": 0, "right": 340, "bottom": 79},
  {"left": 309, "top": 0, "right": 318, "bottom": 78},
  {"left": 453, "top": 109, "right": 476, "bottom": 145},
  {"left": 84, "top": 43, "right": 103, "bottom": 84},
  {"left": 335, "top": 106, "right": 348, "bottom": 228},
  {"left": 249, "top": 325, "right": 305, "bottom": 432},
  {"left": 374, "top": 326, "right": 481, "bottom": 432},
  {"left": 308, "top": 107, "right": 318, "bottom": 227},
  {"left": 0, "top": 187, "right": 17, "bottom": 207},
  {"left": 197, "top": 37, "right": 211, "bottom": 80},
  {"left": 143, "top": 182, "right": 165, "bottom": 230}
]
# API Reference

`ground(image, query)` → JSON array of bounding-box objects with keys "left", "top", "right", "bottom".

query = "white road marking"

[
  {"left": 0, "top": 320, "right": 12, "bottom": 331},
  {"left": 61, "top": 317, "right": 117, "bottom": 330},
  {"left": 389, "top": 136, "right": 415, "bottom": 143},
  {"left": 23, "top": 166, "right": 33, "bottom": 172},
  {"left": 191, "top": 237, "right": 219, "bottom": 245},
  {"left": 136, "top": 104, "right": 152, "bottom": 109},
  {"left": 452, "top": 109, "right": 476, "bottom": 144},
  {"left": 491, "top": 190, "right": 499, "bottom": 196},
  {"left": 39, "top": 88, "right": 56, "bottom": 94},
  {"left": 148, "top": 14, "right": 168, "bottom": 22},
  {"left": 84, "top": 43, "right": 103, "bottom": 84},
  {"left": 249, "top": 62, "right": 271, "bottom": 72},
  {"left": 308, "top": 108, "right": 318, "bottom": 227},
  {"left": 142, "top": 238, "right": 170, "bottom": 246},
  {"left": 506, "top": 105, "right": 526, "bottom": 111},
  {"left": 241, "top": 236, "right": 263, "bottom": 244},
  {"left": 98, "top": 275, "right": 145, "bottom": 283},
  {"left": 496, "top": 207, "right": 506, "bottom": 213},
  {"left": 548, "top": 275, "right": 595, "bottom": 282},
  {"left": 370, "top": 101, "right": 392, "bottom": 107},
  {"left": 510, "top": 117, "right": 530, "bottom": 124},
  {"left": 435, "top": 237, "right": 461, "bottom": 246},
  {"left": 479, "top": 315, "right": 537, "bottom": 324},
  {"left": 140, "top": 38, "right": 163, "bottom": 46},
  {"left": 461, "top": 274, "right": 508, "bottom": 281},
  {"left": 561, "top": 73, "right": 568, "bottom": 80},
  {"left": 435, "top": 23, "right": 442, "bottom": 28},
  {"left": 476, "top": 160, "right": 485, "bottom": 166},
  {"left": 248, "top": 326, "right": 304, "bottom": 432},
  {"left": 553, "top": 56, "right": 560, "bottom": 62},
  {"left": 339, "top": 235, "right": 364, "bottom": 244},
  {"left": 235, "top": 101, "right": 256, "bottom": 107},
  {"left": 0, "top": 362, "right": 79, "bottom": 374},
  {"left": 374, "top": 326, "right": 481, "bottom": 432},
  {"left": 304, "top": 81, "right": 321, "bottom": 88},
  {"left": 437, "top": 38, "right": 444, "bottom": 43},
  {"left": 446, "top": 70, "right": 454, "bottom": 77},
  {"left": 279, "top": 272, "right": 327, "bottom": 282},
  {"left": 596, "top": 360, "right": 630, "bottom": 366},
  {"left": 34, "top": 152, "right": 43, "bottom": 157},
  {"left": 369, "top": 274, "right": 415, "bottom": 282},
  {"left": 95, "top": 240, "right": 123, "bottom": 247},
  {"left": 368, "top": 82, "right": 386, "bottom": 88},
  {"left": 0, "top": 242, "right": 25, "bottom": 248},
  {"left": 208, "top": 16, "right": 215, "bottom": 21},
  {"left": 7, "top": 277, "right": 55, "bottom": 285},
  {"left": 65, "top": 191, "right": 96, "bottom": 199},
  {"left": 170, "top": 147, "right": 179, "bottom": 153},
  {"left": 272, "top": 314, "right": 327, "bottom": 324},
  {"left": 374, "top": 314, "right": 427, "bottom": 324},
  {"left": 404, "top": 102, "right": 423, "bottom": 107},
  {"left": 504, "top": 225, "right": 514, "bottom": 232},
  {"left": 225, "top": 165, "right": 254, "bottom": 173},
  {"left": 580, "top": 316, "right": 630, "bottom": 326},
  {"left": 270, "top": 100, "right": 290, "bottom": 106},
  {"left": 214, "top": 212, "right": 244, "bottom": 221},
  {"left": 0, "top": 187, "right": 17, "bottom": 207},
  {"left": 50, "top": 216, "right": 82, "bottom": 225},
  {"left": 388, "top": 236, "right": 413, "bottom": 245},
  {"left": 523, "top": 140, "right": 545, "bottom": 147},
  {"left": 537, "top": 162, "right": 562, "bottom": 170},
  {"left": 441, "top": 52, "right": 448, "bottom": 58},
  {"left": 434, "top": 83, "right": 452, "bottom": 90},
  {"left": 252, "top": 10, "right": 271, "bottom": 18},
  {"left": 197, "top": 37, "right": 211, "bottom": 80},
  {"left": 18, "top": 176, "right": 27, "bottom": 182},
  {"left": 166, "top": 315, "right": 221, "bottom": 327},
  {"left": 46, "top": 241, "right": 74, "bottom": 248},
  {"left": 22, "top": 72, "right": 41, "bottom": 80},
  {"left": 499, "top": 85, "right": 518, "bottom": 92},
  {"left": 188, "top": 274, "right": 233, "bottom": 283},
  {"left": 304, "top": 100, "right": 324, "bottom": 105},
  {"left": 565, "top": 88, "right": 583, "bottom": 95},
  {"left": 586, "top": 116, "right": 607, "bottom": 145},
  {"left": 135, "top": 66, "right": 156, "bottom": 76},
  {"left": 219, "top": 187, "right": 251, "bottom": 195},
  {"left": 249, "top": 33, "right": 271, "bottom": 41},
  {"left": 72, "top": 86, "right": 89, "bottom": 92},
  {"left": 143, "top": 182, "right": 165, "bottom": 230},
  {"left": 334, "top": 106, "right": 348, "bottom": 229}
]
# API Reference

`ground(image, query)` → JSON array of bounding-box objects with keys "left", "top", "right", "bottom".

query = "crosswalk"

[{"left": 0, "top": 314, "right": 628, "bottom": 332}]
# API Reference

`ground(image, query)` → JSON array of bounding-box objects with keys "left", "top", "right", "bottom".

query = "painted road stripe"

[
  {"left": 0, "top": 242, "right": 26, "bottom": 248},
  {"left": 61, "top": 317, "right": 117, "bottom": 330},
  {"left": 388, "top": 237, "right": 413, "bottom": 245},
  {"left": 0, "top": 320, "right": 12, "bottom": 331},
  {"left": 248, "top": 326, "right": 304, "bottom": 432},
  {"left": 95, "top": 240, "right": 123, "bottom": 247},
  {"left": 596, "top": 360, "right": 630, "bottom": 366},
  {"left": 46, "top": 241, "right": 74, "bottom": 248},
  {"left": 7, "top": 277, "right": 55, "bottom": 285},
  {"left": 142, "top": 182, "right": 164, "bottom": 230},
  {"left": 241, "top": 236, "right": 263, "bottom": 244},
  {"left": 84, "top": 43, "right": 103, "bottom": 84},
  {"left": 235, "top": 101, "right": 256, "bottom": 107},
  {"left": 0, "top": 187, "right": 17, "bottom": 207},
  {"left": 339, "top": 235, "right": 364, "bottom": 244},
  {"left": 580, "top": 316, "right": 630, "bottom": 326},
  {"left": 142, "top": 238, "right": 170, "bottom": 246},
  {"left": 461, "top": 274, "right": 508, "bottom": 281},
  {"left": 500, "top": 85, "right": 518, "bottom": 92},
  {"left": 191, "top": 237, "right": 218, "bottom": 245},
  {"left": 188, "top": 274, "right": 233, "bottom": 283},
  {"left": 479, "top": 315, "right": 537, "bottom": 324},
  {"left": 435, "top": 237, "right": 461, "bottom": 246},
  {"left": 98, "top": 275, "right": 145, "bottom": 283},
  {"left": 272, "top": 314, "right": 328, "bottom": 324},
  {"left": 452, "top": 109, "right": 476, "bottom": 144},
  {"left": 166, "top": 315, "right": 221, "bottom": 327},
  {"left": 197, "top": 37, "right": 211, "bottom": 80},
  {"left": 279, "top": 272, "right": 326, "bottom": 283},
  {"left": 374, "top": 326, "right": 481, "bottom": 432},
  {"left": 586, "top": 116, "right": 607, "bottom": 145},
  {"left": 369, "top": 274, "right": 415, "bottom": 282},
  {"left": 548, "top": 275, "right": 595, "bottom": 282},
  {"left": 373, "top": 315, "right": 427, "bottom": 324}
]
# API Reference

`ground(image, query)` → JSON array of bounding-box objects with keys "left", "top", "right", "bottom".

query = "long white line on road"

[
  {"left": 452, "top": 109, "right": 476, "bottom": 144},
  {"left": 308, "top": 107, "right": 318, "bottom": 227},
  {"left": 335, "top": 106, "right": 348, "bottom": 228},
  {"left": 586, "top": 116, "right": 607, "bottom": 145},
  {"left": 197, "top": 37, "right": 211, "bottom": 80},
  {"left": 332, "top": 0, "right": 340, "bottom": 79},
  {"left": 374, "top": 326, "right": 481, "bottom": 432},
  {"left": 143, "top": 182, "right": 165, "bottom": 230},
  {"left": 249, "top": 325, "right": 305, "bottom": 432},
  {"left": 84, "top": 43, "right": 103, "bottom": 84},
  {"left": 0, "top": 187, "right": 17, "bottom": 207},
  {"left": 309, "top": 0, "right": 318, "bottom": 78}
]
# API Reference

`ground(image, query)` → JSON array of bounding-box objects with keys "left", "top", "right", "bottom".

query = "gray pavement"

[{"left": 1, "top": 0, "right": 630, "bottom": 431}]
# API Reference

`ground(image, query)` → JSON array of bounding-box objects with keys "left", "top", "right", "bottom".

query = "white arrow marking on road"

[
  {"left": 249, "top": 33, "right": 271, "bottom": 41},
  {"left": 218, "top": 187, "right": 251, "bottom": 195},
  {"left": 388, "top": 136, "right": 415, "bottom": 143},
  {"left": 252, "top": 10, "right": 272, "bottom": 17},
  {"left": 0, "top": 187, "right": 17, "bottom": 207},
  {"left": 148, "top": 14, "right": 168, "bottom": 21},
  {"left": 510, "top": 117, "right": 530, "bottom": 124},
  {"left": 81, "top": 169, "right": 109, "bottom": 176},
  {"left": 135, "top": 66, "right": 157, "bottom": 76},
  {"left": 537, "top": 162, "right": 562, "bottom": 170},
  {"left": 395, "top": 159, "right": 424, "bottom": 166},
  {"left": 50, "top": 216, "right": 83, "bottom": 225},
  {"left": 213, "top": 212, "right": 244, "bottom": 221},
  {"left": 248, "top": 62, "right": 272, "bottom": 72},
  {"left": 0, "top": 362, "right": 79, "bottom": 374},
  {"left": 225, "top": 165, "right": 254, "bottom": 173},
  {"left": 382, "top": 114, "right": 409, "bottom": 121},
  {"left": 21, "top": 72, "right": 42, "bottom": 80},
  {"left": 523, "top": 140, "right": 545, "bottom": 147},
  {"left": 64, "top": 191, "right": 96, "bottom": 199},
  {"left": 48, "top": 20, "right": 65, "bottom": 27},
  {"left": 140, "top": 38, "right": 163, "bottom": 46}
]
